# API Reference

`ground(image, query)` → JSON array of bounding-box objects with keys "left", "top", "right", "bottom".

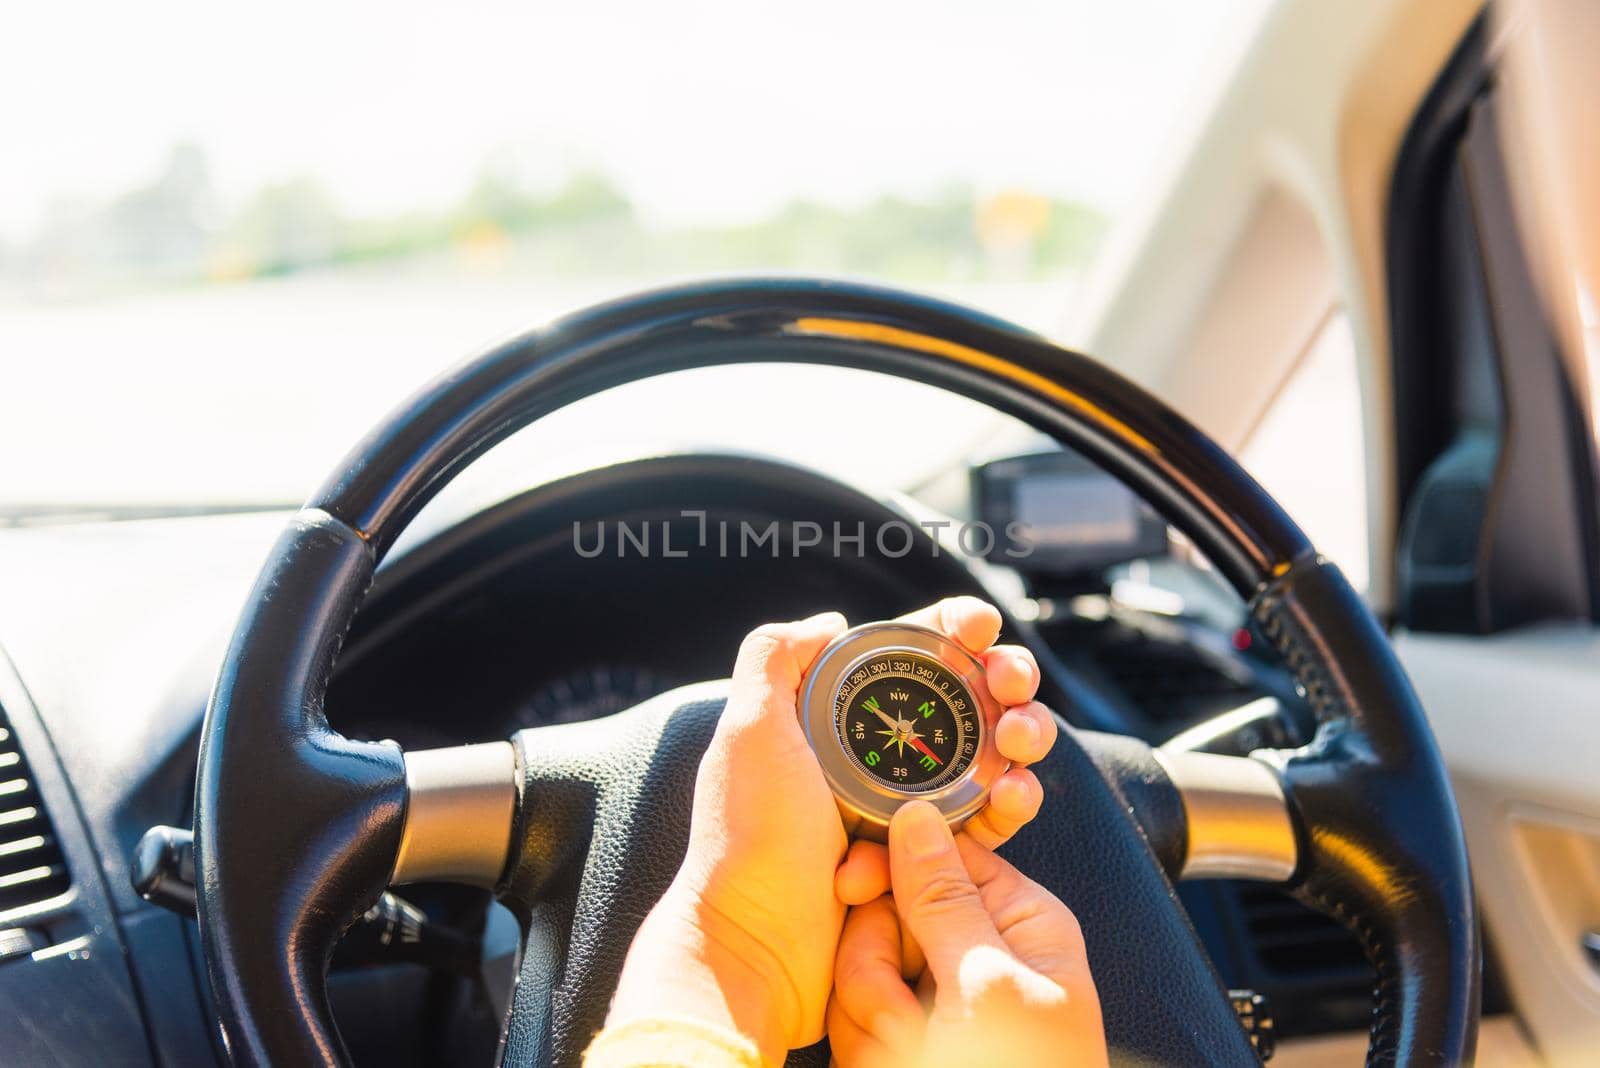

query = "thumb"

[
  {"left": 724, "top": 611, "right": 847, "bottom": 729},
  {"left": 888, "top": 801, "right": 1009, "bottom": 987}
]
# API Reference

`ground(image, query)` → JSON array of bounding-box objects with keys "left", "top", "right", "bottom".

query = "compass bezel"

[{"left": 800, "top": 621, "right": 1009, "bottom": 840}]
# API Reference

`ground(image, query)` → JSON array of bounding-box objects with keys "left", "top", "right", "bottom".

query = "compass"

[{"left": 799, "top": 621, "right": 1009, "bottom": 840}]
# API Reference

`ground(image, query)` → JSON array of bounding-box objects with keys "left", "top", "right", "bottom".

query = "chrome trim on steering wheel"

[
  {"left": 1152, "top": 749, "right": 1298, "bottom": 882},
  {"left": 392, "top": 742, "right": 518, "bottom": 887}
]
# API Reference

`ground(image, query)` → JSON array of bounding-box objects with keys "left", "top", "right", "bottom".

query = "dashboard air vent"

[
  {"left": 0, "top": 711, "right": 72, "bottom": 918},
  {"left": 1091, "top": 638, "right": 1256, "bottom": 722},
  {"left": 1237, "top": 885, "right": 1367, "bottom": 972},
  {"left": 1233, "top": 884, "right": 1373, "bottom": 1035}
]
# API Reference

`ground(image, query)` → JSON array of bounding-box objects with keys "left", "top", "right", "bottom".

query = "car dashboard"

[{"left": 0, "top": 450, "right": 1406, "bottom": 1065}]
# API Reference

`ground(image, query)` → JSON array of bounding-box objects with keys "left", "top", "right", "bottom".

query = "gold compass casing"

[{"left": 799, "top": 621, "right": 1009, "bottom": 841}]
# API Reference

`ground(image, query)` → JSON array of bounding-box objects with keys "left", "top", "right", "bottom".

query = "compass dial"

[
  {"left": 834, "top": 650, "right": 978, "bottom": 792},
  {"left": 801, "top": 621, "right": 1007, "bottom": 840}
]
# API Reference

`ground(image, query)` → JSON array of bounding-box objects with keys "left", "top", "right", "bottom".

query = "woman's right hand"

[{"left": 827, "top": 801, "right": 1109, "bottom": 1067}]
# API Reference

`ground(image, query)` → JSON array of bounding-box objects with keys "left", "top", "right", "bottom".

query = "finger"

[
  {"left": 993, "top": 701, "right": 1056, "bottom": 765},
  {"left": 949, "top": 830, "right": 1011, "bottom": 887},
  {"left": 982, "top": 644, "right": 1040, "bottom": 707},
  {"left": 826, "top": 995, "right": 899, "bottom": 1068},
  {"left": 835, "top": 839, "right": 891, "bottom": 905},
  {"left": 725, "top": 611, "right": 848, "bottom": 727},
  {"left": 898, "top": 596, "right": 1001, "bottom": 654},
  {"left": 888, "top": 800, "right": 1010, "bottom": 987},
  {"left": 953, "top": 835, "right": 1092, "bottom": 985},
  {"left": 960, "top": 769, "right": 1044, "bottom": 850},
  {"left": 834, "top": 897, "right": 925, "bottom": 1053}
]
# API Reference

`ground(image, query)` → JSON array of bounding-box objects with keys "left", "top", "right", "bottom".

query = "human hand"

[
  {"left": 606, "top": 597, "right": 1057, "bottom": 1062},
  {"left": 828, "top": 801, "right": 1108, "bottom": 1067}
]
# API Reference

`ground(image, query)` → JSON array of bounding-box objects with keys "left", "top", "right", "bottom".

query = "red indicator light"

[{"left": 1231, "top": 628, "right": 1252, "bottom": 652}]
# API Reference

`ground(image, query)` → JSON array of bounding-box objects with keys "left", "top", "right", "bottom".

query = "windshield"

[{"left": 2, "top": 0, "right": 1269, "bottom": 512}]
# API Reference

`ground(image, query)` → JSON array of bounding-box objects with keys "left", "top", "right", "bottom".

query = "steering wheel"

[{"left": 193, "top": 278, "right": 1478, "bottom": 1066}]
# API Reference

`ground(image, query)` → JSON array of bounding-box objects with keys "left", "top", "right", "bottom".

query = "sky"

[{"left": 1, "top": 0, "right": 1271, "bottom": 237}]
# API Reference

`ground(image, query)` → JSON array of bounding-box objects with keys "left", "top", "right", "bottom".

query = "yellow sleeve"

[{"left": 583, "top": 1015, "right": 767, "bottom": 1068}]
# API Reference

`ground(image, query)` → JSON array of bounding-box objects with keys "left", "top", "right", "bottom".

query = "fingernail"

[
  {"left": 899, "top": 801, "right": 951, "bottom": 858},
  {"left": 996, "top": 774, "right": 1034, "bottom": 811},
  {"left": 804, "top": 610, "right": 847, "bottom": 628},
  {"left": 1013, "top": 715, "right": 1041, "bottom": 748}
]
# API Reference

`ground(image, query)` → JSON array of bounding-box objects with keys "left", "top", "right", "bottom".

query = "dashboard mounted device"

[{"left": 972, "top": 449, "right": 1168, "bottom": 579}]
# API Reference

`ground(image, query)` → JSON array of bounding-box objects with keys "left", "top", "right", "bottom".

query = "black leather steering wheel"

[{"left": 193, "top": 278, "right": 1478, "bottom": 1066}]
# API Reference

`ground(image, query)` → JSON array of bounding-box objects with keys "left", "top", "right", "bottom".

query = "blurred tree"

[
  {"left": 226, "top": 177, "right": 341, "bottom": 275},
  {"left": 100, "top": 141, "right": 219, "bottom": 278},
  {"left": 463, "top": 166, "right": 537, "bottom": 232},
  {"left": 1035, "top": 200, "right": 1107, "bottom": 272},
  {"left": 462, "top": 167, "right": 632, "bottom": 233},
  {"left": 5, "top": 139, "right": 1104, "bottom": 297},
  {"left": 541, "top": 172, "right": 633, "bottom": 226}
]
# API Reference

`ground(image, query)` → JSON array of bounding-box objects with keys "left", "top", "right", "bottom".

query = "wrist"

[{"left": 608, "top": 884, "right": 792, "bottom": 1064}]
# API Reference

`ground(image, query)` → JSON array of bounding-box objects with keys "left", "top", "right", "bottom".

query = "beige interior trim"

[
  {"left": 1506, "top": 805, "right": 1600, "bottom": 1009},
  {"left": 1166, "top": 189, "right": 1336, "bottom": 450},
  {"left": 1494, "top": 0, "right": 1600, "bottom": 439},
  {"left": 1273, "top": 1015, "right": 1536, "bottom": 1067},
  {"left": 1397, "top": 626, "right": 1600, "bottom": 1062},
  {"left": 1075, "top": 0, "right": 1483, "bottom": 611},
  {"left": 1335, "top": 0, "right": 1485, "bottom": 610}
]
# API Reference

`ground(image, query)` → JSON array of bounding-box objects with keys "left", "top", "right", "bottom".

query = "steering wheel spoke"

[{"left": 195, "top": 510, "right": 409, "bottom": 1065}]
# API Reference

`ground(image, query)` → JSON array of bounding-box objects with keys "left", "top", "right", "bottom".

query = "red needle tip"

[{"left": 908, "top": 736, "right": 942, "bottom": 764}]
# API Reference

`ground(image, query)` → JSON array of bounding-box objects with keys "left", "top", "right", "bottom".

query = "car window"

[{"left": 1238, "top": 309, "right": 1370, "bottom": 591}]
